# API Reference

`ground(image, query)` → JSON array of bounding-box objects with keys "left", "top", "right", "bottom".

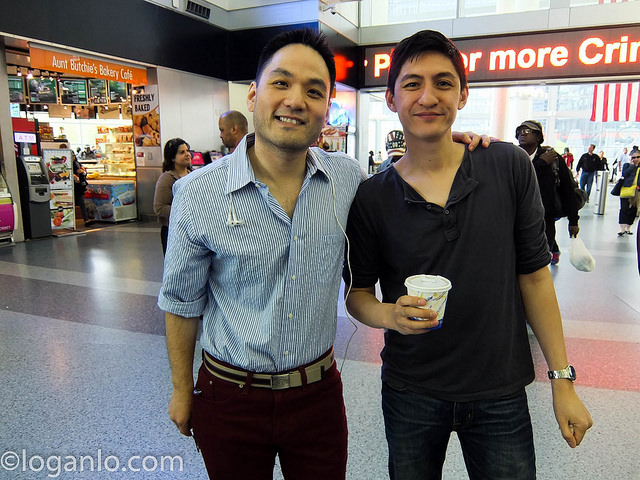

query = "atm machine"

[{"left": 16, "top": 155, "right": 52, "bottom": 239}]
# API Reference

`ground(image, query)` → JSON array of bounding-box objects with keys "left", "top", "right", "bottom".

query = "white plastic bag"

[{"left": 569, "top": 237, "right": 595, "bottom": 272}]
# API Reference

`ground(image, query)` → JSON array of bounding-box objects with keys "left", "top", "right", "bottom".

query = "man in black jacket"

[
  {"left": 517, "top": 120, "right": 580, "bottom": 265},
  {"left": 576, "top": 144, "right": 600, "bottom": 200}
]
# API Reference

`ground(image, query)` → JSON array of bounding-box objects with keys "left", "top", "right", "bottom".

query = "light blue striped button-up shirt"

[{"left": 158, "top": 134, "right": 366, "bottom": 372}]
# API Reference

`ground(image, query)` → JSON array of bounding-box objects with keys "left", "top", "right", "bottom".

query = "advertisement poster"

[
  {"left": 132, "top": 85, "right": 161, "bottom": 166},
  {"left": 8, "top": 76, "right": 25, "bottom": 103},
  {"left": 59, "top": 79, "right": 88, "bottom": 105},
  {"left": 109, "top": 80, "right": 128, "bottom": 103},
  {"left": 28, "top": 78, "right": 58, "bottom": 103},
  {"left": 85, "top": 181, "right": 136, "bottom": 222},
  {"left": 43, "top": 149, "right": 75, "bottom": 230},
  {"left": 88, "top": 79, "right": 108, "bottom": 104},
  {"left": 42, "top": 149, "right": 73, "bottom": 190},
  {"left": 50, "top": 190, "right": 75, "bottom": 229}
]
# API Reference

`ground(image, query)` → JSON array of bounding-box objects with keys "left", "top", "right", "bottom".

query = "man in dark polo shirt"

[
  {"left": 343, "top": 30, "right": 592, "bottom": 480},
  {"left": 576, "top": 144, "right": 600, "bottom": 200}
]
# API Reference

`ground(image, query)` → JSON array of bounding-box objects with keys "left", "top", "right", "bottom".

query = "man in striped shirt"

[{"left": 159, "top": 29, "right": 364, "bottom": 480}]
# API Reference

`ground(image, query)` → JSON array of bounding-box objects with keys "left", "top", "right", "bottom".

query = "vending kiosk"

[{"left": 16, "top": 155, "right": 52, "bottom": 239}]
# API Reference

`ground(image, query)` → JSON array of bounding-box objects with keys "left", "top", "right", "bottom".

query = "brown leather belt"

[{"left": 202, "top": 349, "right": 334, "bottom": 390}]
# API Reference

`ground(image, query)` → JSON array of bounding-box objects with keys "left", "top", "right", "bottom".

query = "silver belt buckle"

[{"left": 270, "top": 373, "right": 291, "bottom": 390}]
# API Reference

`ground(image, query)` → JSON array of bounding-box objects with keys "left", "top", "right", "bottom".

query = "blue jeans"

[
  {"left": 579, "top": 171, "right": 596, "bottom": 199},
  {"left": 382, "top": 382, "right": 536, "bottom": 480}
]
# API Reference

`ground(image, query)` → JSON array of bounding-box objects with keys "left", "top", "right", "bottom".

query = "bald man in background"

[{"left": 218, "top": 110, "right": 248, "bottom": 153}]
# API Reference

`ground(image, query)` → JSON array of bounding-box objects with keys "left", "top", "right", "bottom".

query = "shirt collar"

[{"left": 225, "top": 133, "right": 328, "bottom": 194}]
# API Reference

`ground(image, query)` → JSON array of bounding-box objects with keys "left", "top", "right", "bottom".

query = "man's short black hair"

[
  {"left": 255, "top": 28, "right": 336, "bottom": 93},
  {"left": 387, "top": 30, "right": 467, "bottom": 93}
]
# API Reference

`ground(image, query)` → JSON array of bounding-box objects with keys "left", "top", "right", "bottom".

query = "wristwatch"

[{"left": 548, "top": 365, "right": 576, "bottom": 381}]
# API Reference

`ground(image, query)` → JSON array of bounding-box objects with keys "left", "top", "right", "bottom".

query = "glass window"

[{"left": 361, "top": 0, "right": 552, "bottom": 26}]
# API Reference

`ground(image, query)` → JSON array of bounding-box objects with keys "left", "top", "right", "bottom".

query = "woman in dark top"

[
  {"left": 73, "top": 154, "right": 89, "bottom": 225},
  {"left": 153, "top": 138, "right": 192, "bottom": 254},
  {"left": 618, "top": 150, "right": 640, "bottom": 236}
]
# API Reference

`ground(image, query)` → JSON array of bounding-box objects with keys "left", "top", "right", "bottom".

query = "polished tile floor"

[{"left": 1, "top": 189, "right": 639, "bottom": 479}]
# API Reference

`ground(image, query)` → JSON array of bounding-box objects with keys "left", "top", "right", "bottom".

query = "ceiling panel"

[{"left": 200, "top": 0, "right": 305, "bottom": 11}]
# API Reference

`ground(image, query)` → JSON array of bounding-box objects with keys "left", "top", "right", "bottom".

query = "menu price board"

[
  {"left": 88, "top": 79, "right": 108, "bottom": 104},
  {"left": 59, "top": 79, "right": 88, "bottom": 105},
  {"left": 8, "top": 76, "right": 25, "bottom": 103},
  {"left": 28, "top": 78, "right": 58, "bottom": 104},
  {"left": 109, "top": 80, "right": 128, "bottom": 103}
]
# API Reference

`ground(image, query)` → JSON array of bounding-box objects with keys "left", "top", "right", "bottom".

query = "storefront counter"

[{"left": 85, "top": 180, "right": 137, "bottom": 222}]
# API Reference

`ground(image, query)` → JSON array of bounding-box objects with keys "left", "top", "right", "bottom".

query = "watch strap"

[{"left": 547, "top": 365, "right": 576, "bottom": 381}]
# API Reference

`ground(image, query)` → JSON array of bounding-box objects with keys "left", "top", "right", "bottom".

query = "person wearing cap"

[
  {"left": 378, "top": 130, "right": 406, "bottom": 172},
  {"left": 517, "top": 120, "right": 580, "bottom": 265},
  {"left": 575, "top": 144, "right": 600, "bottom": 200}
]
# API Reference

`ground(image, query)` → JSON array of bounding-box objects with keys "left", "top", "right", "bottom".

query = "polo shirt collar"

[{"left": 396, "top": 149, "right": 478, "bottom": 206}]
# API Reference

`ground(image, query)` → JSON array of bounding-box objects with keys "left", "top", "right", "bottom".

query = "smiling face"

[
  {"left": 247, "top": 43, "right": 331, "bottom": 154},
  {"left": 385, "top": 51, "right": 468, "bottom": 144}
]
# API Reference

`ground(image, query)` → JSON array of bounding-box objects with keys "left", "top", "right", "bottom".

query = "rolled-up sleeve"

[
  {"left": 514, "top": 152, "right": 552, "bottom": 274},
  {"left": 157, "top": 180, "right": 211, "bottom": 318}
]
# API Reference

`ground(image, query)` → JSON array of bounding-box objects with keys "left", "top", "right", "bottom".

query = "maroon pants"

[{"left": 191, "top": 357, "right": 348, "bottom": 480}]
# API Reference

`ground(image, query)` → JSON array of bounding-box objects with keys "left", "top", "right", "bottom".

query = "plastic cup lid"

[{"left": 404, "top": 274, "right": 452, "bottom": 293}]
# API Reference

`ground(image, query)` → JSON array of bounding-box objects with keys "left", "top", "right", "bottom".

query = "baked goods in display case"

[{"left": 94, "top": 125, "right": 136, "bottom": 177}]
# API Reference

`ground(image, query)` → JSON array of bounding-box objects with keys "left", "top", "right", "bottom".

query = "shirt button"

[
  {"left": 288, "top": 313, "right": 293, "bottom": 319},
  {"left": 293, "top": 235, "right": 299, "bottom": 241},
  {"left": 444, "top": 209, "right": 450, "bottom": 215},
  {"left": 426, "top": 204, "right": 431, "bottom": 209},
  {"left": 284, "top": 350, "right": 290, "bottom": 355},
  {"left": 291, "top": 275, "right": 296, "bottom": 280}
]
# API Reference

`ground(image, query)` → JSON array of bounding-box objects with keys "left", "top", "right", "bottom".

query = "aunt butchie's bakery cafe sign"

[{"left": 30, "top": 45, "right": 147, "bottom": 85}]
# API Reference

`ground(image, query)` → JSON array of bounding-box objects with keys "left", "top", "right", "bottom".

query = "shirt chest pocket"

[{"left": 309, "top": 233, "right": 346, "bottom": 285}]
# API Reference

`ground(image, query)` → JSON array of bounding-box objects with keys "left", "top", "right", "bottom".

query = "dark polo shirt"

[{"left": 344, "top": 142, "right": 550, "bottom": 402}]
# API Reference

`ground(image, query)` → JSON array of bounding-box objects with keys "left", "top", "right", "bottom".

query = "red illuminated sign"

[
  {"left": 363, "top": 25, "right": 640, "bottom": 87},
  {"left": 334, "top": 54, "right": 355, "bottom": 83}
]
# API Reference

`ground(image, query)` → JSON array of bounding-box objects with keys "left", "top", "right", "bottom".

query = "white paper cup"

[{"left": 404, "top": 274, "right": 452, "bottom": 330}]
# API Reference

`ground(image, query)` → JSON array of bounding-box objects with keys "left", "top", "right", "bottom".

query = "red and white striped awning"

[{"left": 590, "top": 83, "right": 640, "bottom": 122}]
